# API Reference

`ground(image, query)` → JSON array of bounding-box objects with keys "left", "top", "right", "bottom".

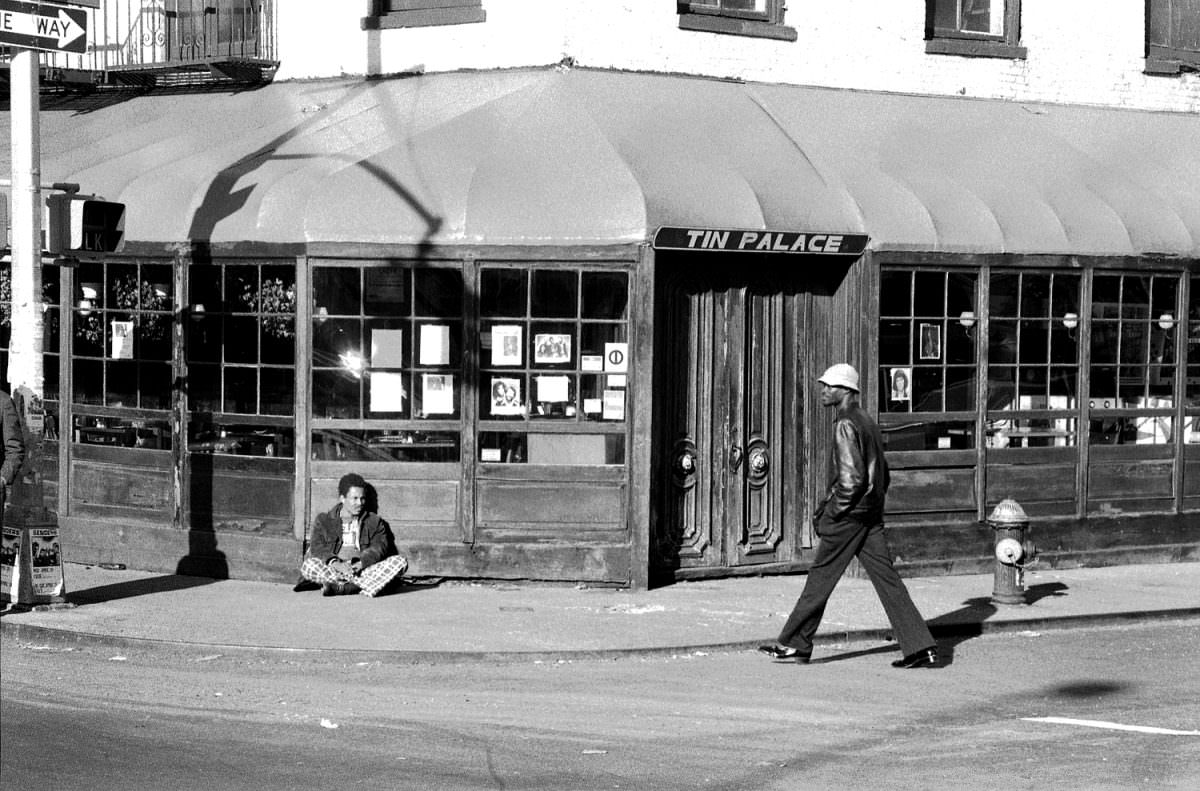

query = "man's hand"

[
  {"left": 350, "top": 558, "right": 363, "bottom": 574},
  {"left": 327, "top": 558, "right": 354, "bottom": 577}
]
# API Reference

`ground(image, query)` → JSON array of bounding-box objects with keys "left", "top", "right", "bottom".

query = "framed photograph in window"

[
  {"left": 889, "top": 367, "right": 912, "bottom": 402},
  {"left": 919, "top": 323, "right": 942, "bottom": 360},
  {"left": 534, "top": 333, "right": 571, "bottom": 364}
]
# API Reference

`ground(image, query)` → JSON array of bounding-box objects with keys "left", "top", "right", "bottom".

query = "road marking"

[{"left": 1022, "top": 717, "right": 1200, "bottom": 736}]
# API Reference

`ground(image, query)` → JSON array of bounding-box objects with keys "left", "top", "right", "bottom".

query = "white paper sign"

[
  {"left": 583, "top": 398, "right": 602, "bottom": 414},
  {"left": 369, "top": 371, "right": 407, "bottom": 412},
  {"left": 536, "top": 375, "right": 570, "bottom": 403},
  {"left": 422, "top": 374, "right": 454, "bottom": 415},
  {"left": 581, "top": 355, "right": 604, "bottom": 372},
  {"left": 602, "top": 389, "right": 625, "bottom": 420},
  {"left": 111, "top": 320, "right": 134, "bottom": 360},
  {"left": 420, "top": 324, "right": 450, "bottom": 365},
  {"left": 492, "top": 325, "right": 523, "bottom": 366},
  {"left": 604, "top": 342, "right": 628, "bottom": 373},
  {"left": 371, "top": 329, "right": 405, "bottom": 368}
]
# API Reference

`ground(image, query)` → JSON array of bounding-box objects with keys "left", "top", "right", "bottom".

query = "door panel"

[{"left": 662, "top": 267, "right": 802, "bottom": 570}]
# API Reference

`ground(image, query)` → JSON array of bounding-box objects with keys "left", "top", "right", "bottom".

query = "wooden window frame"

[
  {"left": 1145, "top": 0, "right": 1200, "bottom": 75},
  {"left": 677, "top": 1, "right": 797, "bottom": 42},
  {"left": 361, "top": 0, "right": 485, "bottom": 31},
  {"left": 924, "top": 0, "right": 1027, "bottom": 59}
]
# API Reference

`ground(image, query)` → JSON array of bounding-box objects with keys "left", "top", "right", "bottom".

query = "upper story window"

[
  {"left": 677, "top": 1, "right": 797, "bottom": 42},
  {"left": 362, "top": 0, "right": 485, "bottom": 31},
  {"left": 925, "top": 0, "right": 1026, "bottom": 59},
  {"left": 1146, "top": 0, "right": 1200, "bottom": 74}
]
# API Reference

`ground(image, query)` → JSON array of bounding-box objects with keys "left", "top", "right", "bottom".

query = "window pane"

[
  {"left": 224, "top": 367, "right": 258, "bottom": 414},
  {"left": 190, "top": 363, "right": 221, "bottom": 412},
  {"left": 139, "top": 362, "right": 173, "bottom": 409},
  {"left": 313, "top": 369, "right": 361, "bottom": 419},
  {"left": 879, "top": 270, "right": 911, "bottom": 316},
  {"left": 881, "top": 419, "right": 975, "bottom": 451},
  {"left": 414, "top": 269, "right": 462, "bottom": 316},
  {"left": 225, "top": 316, "right": 259, "bottom": 363},
  {"left": 913, "top": 271, "right": 944, "bottom": 316},
  {"left": 582, "top": 272, "right": 628, "bottom": 320},
  {"left": 313, "top": 267, "right": 360, "bottom": 315},
  {"left": 531, "top": 270, "right": 577, "bottom": 318},
  {"left": 879, "top": 320, "right": 910, "bottom": 365},
  {"left": 480, "top": 269, "right": 527, "bottom": 317},
  {"left": 261, "top": 368, "right": 294, "bottom": 416},
  {"left": 989, "top": 273, "right": 1019, "bottom": 316},
  {"left": 1021, "top": 274, "right": 1050, "bottom": 317},
  {"left": 364, "top": 269, "right": 408, "bottom": 316}
]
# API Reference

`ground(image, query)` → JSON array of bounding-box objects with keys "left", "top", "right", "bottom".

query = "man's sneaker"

[{"left": 322, "top": 581, "right": 362, "bottom": 596}]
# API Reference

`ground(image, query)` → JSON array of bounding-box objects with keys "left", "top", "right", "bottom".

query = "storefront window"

[
  {"left": 0, "top": 262, "right": 61, "bottom": 443},
  {"left": 478, "top": 267, "right": 629, "bottom": 464},
  {"left": 185, "top": 263, "right": 295, "bottom": 457},
  {"left": 311, "top": 263, "right": 463, "bottom": 463},
  {"left": 1088, "top": 273, "right": 1180, "bottom": 446},
  {"left": 986, "top": 271, "right": 1081, "bottom": 448},
  {"left": 878, "top": 269, "right": 977, "bottom": 450}
]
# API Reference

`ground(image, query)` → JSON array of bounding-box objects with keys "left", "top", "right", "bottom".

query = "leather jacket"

[
  {"left": 307, "top": 505, "right": 396, "bottom": 570},
  {"left": 816, "top": 403, "right": 890, "bottom": 524}
]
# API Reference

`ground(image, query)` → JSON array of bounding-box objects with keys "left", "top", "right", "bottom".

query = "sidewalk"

[{"left": 3, "top": 561, "right": 1199, "bottom": 662}]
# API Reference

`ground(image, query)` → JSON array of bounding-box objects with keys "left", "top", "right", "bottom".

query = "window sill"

[
  {"left": 362, "top": 8, "right": 486, "bottom": 31},
  {"left": 678, "top": 13, "right": 797, "bottom": 42},
  {"left": 925, "top": 38, "right": 1026, "bottom": 60}
]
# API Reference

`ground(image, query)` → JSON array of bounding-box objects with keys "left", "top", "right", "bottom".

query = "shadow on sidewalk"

[
  {"left": 52, "top": 573, "right": 221, "bottom": 608},
  {"left": 925, "top": 581, "right": 1070, "bottom": 664}
]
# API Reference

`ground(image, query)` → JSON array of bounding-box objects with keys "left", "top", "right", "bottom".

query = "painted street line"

[{"left": 1022, "top": 717, "right": 1200, "bottom": 736}]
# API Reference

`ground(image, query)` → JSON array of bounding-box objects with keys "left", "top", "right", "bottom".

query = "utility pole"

[{"left": 7, "top": 46, "right": 44, "bottom": 398}]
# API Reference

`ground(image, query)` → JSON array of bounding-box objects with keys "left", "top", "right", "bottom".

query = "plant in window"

[
  {"left": 112, "top": 274, "right": 170, "bottom": 343},
  {"left": 241, "top": 276, "right": 296, "bottom": 340}
]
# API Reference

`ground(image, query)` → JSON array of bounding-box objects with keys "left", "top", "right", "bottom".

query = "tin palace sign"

[{"left": 653, "top": 227, "right": 869, "bottom": 257}]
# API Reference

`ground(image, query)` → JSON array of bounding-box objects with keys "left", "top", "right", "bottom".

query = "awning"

[{"left": 5, "top": 67, "right": 1199, "bottom": 256}]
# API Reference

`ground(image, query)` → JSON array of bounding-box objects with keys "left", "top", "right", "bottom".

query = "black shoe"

[
  {"left": 891, "top": 647, "right": 939, "bottom": 668},
  {"left": 293, "top": 578, "right": 321, "bottom": 593},
  {"left": 322, "top": 581, "right": 362, "bottom": 596},
  {"left": 758, "top": 644, "right": 811, "bottom": 663}
]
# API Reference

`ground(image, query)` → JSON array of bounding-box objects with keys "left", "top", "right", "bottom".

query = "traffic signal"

[{"left": 45, "top": 193, "right": 126, "bottom": 255}]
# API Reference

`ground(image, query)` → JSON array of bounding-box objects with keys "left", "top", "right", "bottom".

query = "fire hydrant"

[{"left": 988, "top": 498, "right": 1036, "bottom": 605}]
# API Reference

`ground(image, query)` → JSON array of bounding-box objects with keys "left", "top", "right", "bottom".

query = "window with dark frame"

[
  {"left": 361, "top": 0, "right": 485, "bottom": 31},
  {"left": 677, "top": 0, "right": 797, "bottom": 42},
  {"left": 1146, "top": 0, "right": 1200, "bottom": 74},
  {"left": 186, "top": 262, "right": 297, "bottom": 458},
  {"left": 925, "top": 0, "right": 1026, "bottom": 59},
  {"left": 477, "top": 266, "right": 629, "bottom": 466},
  {"left": 988, "top": 271, "right": 1082, "bottom": 448},
  {"left": 70, "top": 260, "right": 174, "bottom": 450},
  {"left": 877, "top": 268, "right": 979, "bottom": 452},
  {"left": 1185, "top": 274, "right": 1200, "bottom": 443}
]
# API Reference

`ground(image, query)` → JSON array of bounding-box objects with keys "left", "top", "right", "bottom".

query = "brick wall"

[{"left": 275, "top": 1, "right": 1199, "bottom": 112}]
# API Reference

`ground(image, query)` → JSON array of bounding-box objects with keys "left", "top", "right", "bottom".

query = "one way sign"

[{"left": 0, "top": 0, "right": 88, "bottom": 54}]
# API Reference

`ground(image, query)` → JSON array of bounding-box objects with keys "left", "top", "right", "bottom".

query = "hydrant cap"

[{"left": 988, "top": 497, "right": 1029, "bottom": 525}]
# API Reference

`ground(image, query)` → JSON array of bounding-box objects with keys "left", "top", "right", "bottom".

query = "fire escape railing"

[{"left": 1, "top": 0, "right": 278, "bottom": 90}]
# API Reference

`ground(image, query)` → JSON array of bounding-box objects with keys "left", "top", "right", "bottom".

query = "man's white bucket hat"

[{"left": 818, "top": 363, "right": 860, "bottom": 392}]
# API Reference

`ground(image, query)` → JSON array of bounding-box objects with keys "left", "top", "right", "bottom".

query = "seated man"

[{"left": 299, "top": 472, "right": 408, "bottom": 597}]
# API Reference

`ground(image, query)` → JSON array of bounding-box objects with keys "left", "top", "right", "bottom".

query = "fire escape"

[{"left": 0, "top": 0, "right": 278, "bottom": 92}]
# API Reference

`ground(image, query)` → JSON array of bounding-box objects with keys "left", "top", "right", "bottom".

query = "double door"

[{"left": 659, "top": 263, "right": 810, "bottom": 571}]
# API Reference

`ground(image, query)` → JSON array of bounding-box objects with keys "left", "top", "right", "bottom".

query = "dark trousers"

[{"left": 778, "top": 515, "right": 934, "bottom": 657}]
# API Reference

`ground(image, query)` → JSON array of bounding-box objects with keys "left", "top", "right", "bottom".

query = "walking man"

[
  {"left": 759, "top": 364, "right": 939, "bottom": 668},
  {"left": 1, "top": 390, "right": 26, "bottom": 530},
  {"left": 299, "top": 472, "right": 408, "bottom": 597}
]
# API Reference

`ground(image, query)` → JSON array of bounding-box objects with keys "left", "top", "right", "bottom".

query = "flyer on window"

[
  {"left": 111, "top": 320, "right": 134, "bottom": 359},
  {"left": 419, "top": 324, "right": 450, "bottom": 365},
  {"left": 490, "top": 377, "right": 523, "bottom": 415},
  {"left": 369, "top": 371, "right": 407, "bottom": 413},
  {"left": 1, "top": 527, "right": 20, "bottom": 603},
  {"left": 536, "top": 375, "right": 570, "bottom": 403},
  {"left": 491, "top": 325, "right": 522, "bottom": 366},
  {"left": 602, "top": 389, "right": 625, "bottom": 420},
  {"left": 422, "top": 374, "right": 455, "bottom": 415},
  {"left": 371, "top": 328, "right": 405, "bottom": 368}
]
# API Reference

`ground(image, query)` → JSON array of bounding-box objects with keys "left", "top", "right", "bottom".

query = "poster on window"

[
  {"left": 371, "top": 329, "right": 405, "bottom": 368},
  {"left": 28, "top": 527, "right": 64, "bottom": 598},
  {"left": 490, "top": 377, "right": 523, "bottom": 415},
  {"left": 419, "top": 324, "right": 450, "bottom": 366},
  {"left": 491, "top": 326, "right": 522, "bottom": 366},
  {"left": 604, "top": 342, "right": 628, "bottom": 373},
  {"left": 369, "top": 371, "right": 407, "bottom": 413},
  {"left": 889, "top": 367, "right": 912, "bottom": 402},
  {"left": 919, "top": 323, "right": 941, "bottom": 360},
  {"left": 602, "top": 389, "right": 625, "bottom": 420},
  {"left": 111, "top": 320, "right": 134, "bottom": 359},
  {"left": 422, "top": 374, "right": 454, "bottom": 415},
  {"left": 534, "top": 334, "right": 571, "bottom": 364},
  {"left": 536, "top": 375, "right": 570, "bottom": 403}
]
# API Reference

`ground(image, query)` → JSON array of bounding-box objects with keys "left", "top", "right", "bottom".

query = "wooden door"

[{"left": 660, "top": 265, "right": 803, "bottom": 570}]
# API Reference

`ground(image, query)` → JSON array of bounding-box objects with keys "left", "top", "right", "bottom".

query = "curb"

[{"left": 5, "top": 608, "right": 1199, "bottom": 664}]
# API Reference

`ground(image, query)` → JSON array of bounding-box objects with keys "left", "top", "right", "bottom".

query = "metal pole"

[{"left": 8, "top": 48, "right": 44, "bottom": 398}]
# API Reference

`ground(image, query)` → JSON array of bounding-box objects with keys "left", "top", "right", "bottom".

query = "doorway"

[{"left": 656, "top": 258, "right": 810, "bottom": 573}]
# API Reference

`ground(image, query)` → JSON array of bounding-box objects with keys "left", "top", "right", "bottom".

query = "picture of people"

[
  {"left": 534, "top": 333, "right": 571, "bottom": 364},
  {"left": 490, "top": 377, "right": 523, "bottom": 416},
  {"left": 890, "top": 367, "right": 912, "bottom": 402},
  {"left": 919, "top": 323, "right": 941, "bottom": 360}
]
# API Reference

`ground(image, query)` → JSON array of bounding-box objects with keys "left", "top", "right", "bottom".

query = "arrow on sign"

[{"left": 0, "top": 2, "right": 88, "bottom": 54}]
